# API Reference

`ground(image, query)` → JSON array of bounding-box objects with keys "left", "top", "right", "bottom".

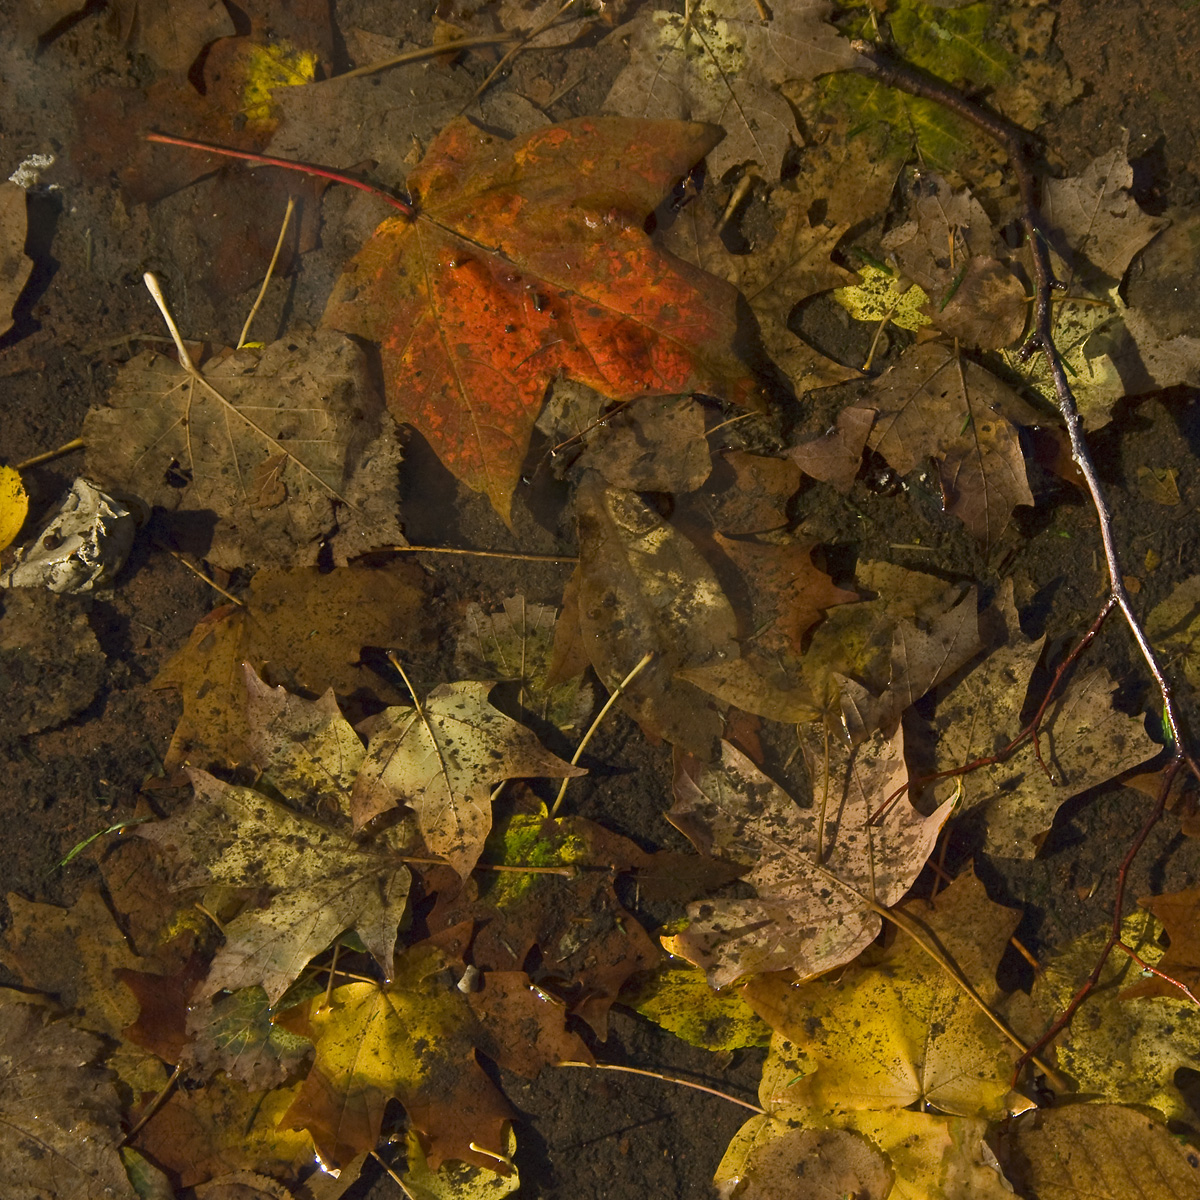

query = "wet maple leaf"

[
  {"left": 1122, "top": 887, "right": 1200, "bottom": 1001},
  {"left": 350, "top": 680, "right": 584, "bottom": 876},
  {"left": 322, "top": 116, "right": 760, "bottom": 523},
  {"left": 279, "top": 944, "right": 515, "bottom": 1171},
  {"left": 665, "top": 736, "right": 951, "bottom": 987}
]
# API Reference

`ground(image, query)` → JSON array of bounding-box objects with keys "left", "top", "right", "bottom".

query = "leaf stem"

[
  {"left": 238, "top": 195, "right": 295, "bottom": 349},
  {"left": 144, "top": 133, "right": 414, "bottom": 217}
]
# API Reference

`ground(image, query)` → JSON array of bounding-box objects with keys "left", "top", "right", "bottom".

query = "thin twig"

[
  {"left": 550, "top": 651, "right": 654, "bottom": 816},
  {"left": 158, "top": 545, "right": 245, "bottom": 607},
  {"left": 385, "top": 543, "right": 578, "bottom": 563},
  {"left": 337, "top": 34, "right": 517, "bottom": 82},
  {"left": 238, "top": 195, "right": 295, "bottom": 349},
  {"left": 556, "top": 1060, "right": 765, "bottom": 1114},
  {"left": 119, "top": 1062, "right": 182, "bottom": 1146},
  {"left": 14, "top": 437, "right": 85, "bottom": 470}
]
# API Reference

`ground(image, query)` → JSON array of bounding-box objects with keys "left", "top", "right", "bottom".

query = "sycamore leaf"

[
  {"left": 926, "top": 584, "right": 1159, "bottom": 856},
  {"left": 603, "top": 0, "right": 860, "bottom": 178},
  {"left": 350, "top": 680, "right": 583, "bottom": 874},
  {"left": 84, "top": 330, "right": 403, "bottom": 571},
  {"left": 574, "top": 470, "right": 739, "bottom": 755},
  {"left": 322, "top": 116, "right": 760, "bottom": 523},
  {"left": 0, "top": 184, "right": 32, "bottom": 339},
  {"left": 741, "top": 870, "right": 1036, "bottom": 1120},
  {"left": 140, "top": 767, "right": 412, "bottom": 1004},
  {"left": 279, "top": 944, "right": 515, "bottom": 1171},
  {"left": 0, "top": 991, "right": 136, "bottom": 1200},
  {"left": 426, "top": 801, "right": 660, "bottom": 1037},
  {"left": 664, "top": 737, "right": 951, "bottom": 987},
  {"left": 862, "top": 343, "right": 1036, "bottom": 549},
  {"left": 1032, "top": 911, "right": 1200, "bottom": 1122},
  {"left": 153, "top": 561, "right": 429, "bottom": 775},
  {"left": 995, "top": 1104, "right": 1200, "bottom": 1200}
]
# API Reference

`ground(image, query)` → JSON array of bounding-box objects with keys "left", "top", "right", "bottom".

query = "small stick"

[
  {"left": 143, "top": 271, "right": 195, "bottom": 371},
  {"left": 14, "top": 437, "right": 85, "bottom": 470},
  {"left": 237, "top": 195, "right": 295, "bottom": 349},
  {"left": 160, "top": 546, "right": 245, "bottom": 608},
  {"left": 337, "top": 33, "right": 517, "bottom": 82},
  {"left": 466, "top": 0, "right": 581, "bottom": 106},
  {"left": 550, "top": 651, "right": 654, "bottom": 816},
  {"left": 556, "top": 1060, "right": 765, "bottom": 1115},
  {"left": 119, "top": 1061, "right": 183, "bottom": 1146},
  {"left": 385, "top": 544, "right": 578, "bottom": 563}
]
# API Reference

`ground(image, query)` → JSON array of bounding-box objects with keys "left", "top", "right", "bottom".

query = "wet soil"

[{"left": 2, "top": 1, "right": 1200, "bottom": 1197}]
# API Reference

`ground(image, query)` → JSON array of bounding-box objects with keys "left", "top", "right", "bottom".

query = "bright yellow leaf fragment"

[
  {"left": 834, "top": 263, "right": 932, "bottom": 331},
  {"left": 241, "top": 42, "right": 318, "bottom": 131},
  {"left": 399, "top": 1127, "right": 519, "bottom": 1200},
  {"left": 0, "top": 465, "right": 27, "bottom": 553}
]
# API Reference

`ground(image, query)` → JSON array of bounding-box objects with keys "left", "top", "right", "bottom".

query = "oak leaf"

[
  {"left": 664, "top": 737, "right": 951, "bottom": 987},
  {"left": 322, "top": 116, "right": 760, "bottom": 523},
  {"left": 350, "top": 680, "right": 583, "bottom": 875},
  {"left": 1121, "top": 887, "right": 1200, "bottom": 1002}
]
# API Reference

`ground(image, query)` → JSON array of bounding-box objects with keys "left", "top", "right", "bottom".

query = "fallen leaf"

[
  {"left": 350, "top": 680, "right": 583, "bottom": 875},
  {"left": 84, "top": 330, "right": 403, "bottom": 571},
  {"left": 863, "top": 343, "right": 1036, "bottom": 549},
  {"left": 664, "top": 736, "right": 951, "bottom": 987},
  {"left": 1118, "top": 887, "right": 1200, "bottom": 1002},
  {"left": 153, "top": 561, "right": 429, "bottom": 774},
  {"left": 787, "top": 404, "right": 874, "bottom": 494},
  {"left": 452, "top": 594, "right": 593, "bottom": 734},
  {"left": 930, "top": 257, "right": 1028, "bottom": 349},
  {"left": 141, "top": 741, "right": 414, "bottom": 1003},
  {"left": 110, "top": 0, "right": 235, "bottom": 72},
  {"left": 1146, "top": 574, "right": 1200, "bottom": 689},
  {"left": 993, "top": 1104, "right": 1200, "bottom": 1200},
  {"left": 575, "top": 396, "right": 712, "bottom": 492},
  {"left": 833, "top": 263, "right": 932, "bottom": 332},
  {"left": 279, "top": 944, "right": 515, "bottom": 1171},
  {"left": 426, "top": 800, "right": 660, "bottom": 1037},
  {"left": 710, "top": 450, "right": 801, "bottom": 534},
  {"left": 322, "top": 116, "right": 759, "bottom": 523},
  {"left": 0, "top": 990, "right": 136, "bottom": 1200},
  {"left": 1032, "top": 910, "right": 1200, "bottom": 1122},
  {"left": 574, "top": 470, "right": 739, "bottom": 755},
  {"left": 1135, "top": 465, "right": 1181, "bottom": 506},
  {"left": 719, "top": 1033, "right": 1015, "bottom": 1200},
  {"left": 0, "top": 183, "right": 32, "bottom": 338},
  {"left": 0, "top": 465, "right": 27, "bottom": 553},
  {"left": 397, "top": 1126, "right": 520, "bottom": 1200},
  {"left": 719, "top": 1124, "right": 891, "bottom": 1200},
  {"left": 132, "top": 1073, "right": 314, "bottom": 1188},
  {"left": 467, "top": 971, "right": 594, "bottom": 1075},
  {"left": 925, "top": 584, "right": 1159, "bottom": 856},
  {"left": 742, "top": 870, "right": 1035, "bottom": 1120},
  {"left": 627, "top": 956, "right": 771, "bottom": 1052},
  {"left": 603, "top": 0, "right": 860, "bottom": 179}
]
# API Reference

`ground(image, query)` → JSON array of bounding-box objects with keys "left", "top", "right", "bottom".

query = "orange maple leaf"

[{"left": 322, "top": 116, "right": 761, "bottom": 522}]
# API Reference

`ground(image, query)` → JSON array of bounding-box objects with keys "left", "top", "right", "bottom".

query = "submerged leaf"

[{"left": 323, "top": 116, "right": 759, "bottom": 523}]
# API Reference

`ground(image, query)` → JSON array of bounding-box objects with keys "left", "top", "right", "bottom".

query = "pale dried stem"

[
  {"left": 556, "top": 1060, "right": 765, "bottom": 1114},
  {"left": 550, "top": 650, "right": 654, "bottom": 816},
  {"left": 237, "top": 195, "right": 295, "bottom": 349}
]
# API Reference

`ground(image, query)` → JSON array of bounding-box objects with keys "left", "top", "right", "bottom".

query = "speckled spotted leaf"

[
  {"left": 665, "top": 736, "right": 951, "bottom": 988},
  {"left": 322, "top": 116, "right": 759, "bottom": 523},
  {"left": 350, "top": 681, "right": 584, "bottom": 875}
]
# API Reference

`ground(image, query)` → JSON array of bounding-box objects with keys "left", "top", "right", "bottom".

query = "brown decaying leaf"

[
  {"left": 0, "top": 182, "right": 32, "bottom": 338},
  {"left": 467, "top": 971, "right": 594, "bottom": 1074},
  {"left": 84, "top": 330, "right": 403, "bottom": 571},
  {"left": 731, "top": 1124, "right": 892, "bottom": 1200},
  {"left": 0, "top": 990, "right": 137, "bottom": 1200},
  {"left": 995, "top": 1104, "right": 1200, "bottom": 1200},
  {"left": 930, "top": 256, "right": 1028, "bottom": 349},
  {"left": 574, "top": 470, "right": 739, "bottom": 755},
  {"left": 861, "top": 343, "right": 1036, "bottom": 549},
  {"left": 110, "top": 0, "right": 235, "bottom": 72},
  {"left": 926, "top": 585, "right": 1159, "bottom": 856},
  {"left": 350, "top": 680, "right": 583, "bottom": 875},
  {"left": 575, "top": 396, "right": 712, "bottom": 493},
  {"left": 713, "top": 450, "right": 801, "bottom": 534},
  {"left": 153, "top": 561, "right": 429, "bottom": 775},
  {"left": 425, "top": 802, "right": 660, "bottom": 1037},
  {"left": 665, "top": 737, "right": 952, "bottom": 987},
  {"left": 787, "top": 404, "right": 874, "bottom": 494},
  {"left": 323, "top": 116, "right": 759, "bottom": 523}
]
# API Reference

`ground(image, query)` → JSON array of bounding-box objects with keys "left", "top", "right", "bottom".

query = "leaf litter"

[{"left": 7, "top": 0, "right": 1200, "bottom": 1195}]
